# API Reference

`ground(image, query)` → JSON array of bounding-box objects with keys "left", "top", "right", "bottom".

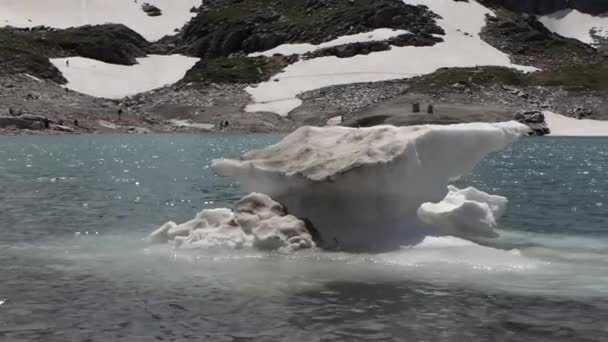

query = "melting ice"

[{"left": 151, "top": 121, "right": 530, "bottom": 252}]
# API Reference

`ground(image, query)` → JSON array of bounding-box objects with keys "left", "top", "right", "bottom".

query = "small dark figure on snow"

[
  {"left": 74, "top": 119, "right": 79, "bottom": 127},
  {"left": 66, "top": 60, "right": 69, "bottom": 67},
  {"left": 117, "top": 108, "right": 123, "bottom": 121}
]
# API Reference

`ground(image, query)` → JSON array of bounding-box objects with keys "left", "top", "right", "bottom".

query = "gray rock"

[
  {"left": 141, "top": 3, "right": 162, "bottom": 17},
  {"left": 514, "top": 110, "right": 550, "bottom": 136},
  {"left": 0, "top": 116, "right": 43, "bottom": 130}
]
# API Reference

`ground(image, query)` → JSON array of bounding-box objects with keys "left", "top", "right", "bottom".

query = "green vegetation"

[
  {"left": 0, "top": 30, "right": 66, "bottom": 83},
  {"left": 409, "top": 64, "right": 608, "bottom": 93},
  {"left": 182, "top": 56, "right": 286, "bottom": 83},
  {"left": 409, "top": 66, "right": 526, "bottom": 92},
  {"left": 528, "top": 63, "right": 608, "bottom": 91}
]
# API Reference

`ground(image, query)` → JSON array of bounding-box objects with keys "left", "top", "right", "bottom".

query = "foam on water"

[{"left": 12, "top": 227, "right": 607, "bottom": 299}]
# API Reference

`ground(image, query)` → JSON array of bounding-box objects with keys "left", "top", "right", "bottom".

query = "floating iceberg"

[{"left": 212, "top": 121, "right": 529, "bottom": 251}]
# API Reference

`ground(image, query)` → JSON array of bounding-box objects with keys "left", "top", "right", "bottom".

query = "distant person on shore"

[{"left": 66, "top": 59, "right": 69, "bottom": 67}]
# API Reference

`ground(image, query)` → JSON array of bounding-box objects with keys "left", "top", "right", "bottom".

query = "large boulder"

[
  {"left": 142, "top": 3, "right": 163, "bottom": 17},
  {"left": 514, "top": 110, "right": 551, "bottom": 136},
  {"left": 0, "top": 116, "right": 43, "bottom": 130}
]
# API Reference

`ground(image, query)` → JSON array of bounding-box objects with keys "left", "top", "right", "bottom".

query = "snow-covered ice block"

[{"left": 213, "top": 121, "right": 529, "bottom": 251}]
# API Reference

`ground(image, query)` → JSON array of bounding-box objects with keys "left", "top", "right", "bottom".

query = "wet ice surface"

[{"left": 1, "top": 134, "right": 608, "bottom": 341}]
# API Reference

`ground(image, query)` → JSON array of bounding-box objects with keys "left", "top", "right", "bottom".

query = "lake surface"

[{"left": 1, "top": 134, "right": 607, "bottom": 341}]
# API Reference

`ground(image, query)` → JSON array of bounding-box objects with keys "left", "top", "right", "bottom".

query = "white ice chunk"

[
  {"left": 168, "top": 119, "right": 214, "bottom": 131},
  {"left": 213, "top": 121, "right": 529, "bottom": 251},
  {"left": 417, "top": 185, "right": 507, "bottom": 239},
  {"left": 148, "top": 193, "right": 315, "bottom": 252}
]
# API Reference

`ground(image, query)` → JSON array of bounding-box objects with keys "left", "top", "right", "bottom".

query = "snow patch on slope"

[
  {"left": 245, "top": 0, "right": 537, "bottom": 116},
  {"left": 51, "top": 55, "right": 199, "bottom": 99},
  {"left": 0, "top": 0, "right": 201, "bottom": 42},
  {"left": 249, "top": 28, "right": 410, "bottom": 57},
  {"left": 539, "top": 9, "right": 608, "bottom": 46},
  {"left": 544, "top": 111, "right": 608, "bottom": 136},
  {"left": 213, "top": 121, "right": 529, "bottom": 250}
]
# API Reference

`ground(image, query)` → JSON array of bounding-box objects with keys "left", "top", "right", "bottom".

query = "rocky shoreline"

[{"left": 1, "top": 67, "right": 607, "bottom": 136}]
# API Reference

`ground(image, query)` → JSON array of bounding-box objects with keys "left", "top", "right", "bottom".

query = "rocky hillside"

[
  {"left": 1, "top": 0, "right": 608, "bottom": 134},
  {"left": 177, "top": 0, "right": 443, "bottom": 58},
  {"left": 481, "top": 8, "right": 604, "bottom": 69},
  {"left": 0, "top": 24, "right": 150, "bottom": 82}
]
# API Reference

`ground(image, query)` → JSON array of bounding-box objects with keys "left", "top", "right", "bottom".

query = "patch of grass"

[
  {"left": 182, "top": 56, "right": 284, "bottom": 83},
  {"left": 409, "top": 66, "right": 526, "bottom": 92},
  {"left": 0, "top": 31, "right": 66, "bottom": 83},
  {"left": 408, "top": 64, "right": 608, "bottom": 93},
  {"left": 0, "top": 30, "right": 62, "bottom": 56},
  {"left": 528, "top": 63, "right": 608, "bottom": 91}
]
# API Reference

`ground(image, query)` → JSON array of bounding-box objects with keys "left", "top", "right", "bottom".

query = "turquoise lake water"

[{"left": 1, "top": 134, "right": 607, "bottom": 341}]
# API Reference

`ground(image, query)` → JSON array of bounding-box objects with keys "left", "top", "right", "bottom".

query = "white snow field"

[
  {"left": 544, "top": 111, "right": 608, "bottom": 136},
  {"left": 213, "top": 121, "right": 530, "bottom": 251},
  {"left": 245, "top": 0, "right": 537, "bottom": 116},
  {"left": 249, "top": 28, "right": 410, "bottom": 57},
  {"left": 0, "top": 0, "right": 201, "bottom": 42},
  {"left": 539, "top": 9, "right": 608, "bottom": 46},
  {"left": 51, "top": 55, "right": 199, "bottom": 98}
]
